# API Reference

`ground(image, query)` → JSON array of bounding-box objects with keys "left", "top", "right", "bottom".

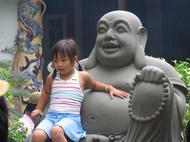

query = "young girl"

[{"left": 31, "top": 39, "right": 127, "bottom": 142}]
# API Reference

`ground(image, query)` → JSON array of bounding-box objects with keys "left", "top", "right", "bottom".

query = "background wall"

[
  {"left": 126, "top": 0, "right": 190, "bottom": 63},
  {"left": 0, "top": 0, "right": 18, "bottom": 59}
]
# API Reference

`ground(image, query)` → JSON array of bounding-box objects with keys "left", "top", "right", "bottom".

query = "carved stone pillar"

[
  {"left": 12, "top": 0, "right": 46, "bottom": 112},
  {"left": 17, "top": 0, "right": 46, "bottom": 91}
]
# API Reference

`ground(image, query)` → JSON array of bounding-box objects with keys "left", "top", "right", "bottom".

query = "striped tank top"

[{"left": 48, "top": 69, "right": 84, "bottom": 114}]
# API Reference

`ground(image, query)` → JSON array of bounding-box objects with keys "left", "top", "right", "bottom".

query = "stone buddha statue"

[{"left": 78, "top": 10, "right": 187, "bottom": 142}]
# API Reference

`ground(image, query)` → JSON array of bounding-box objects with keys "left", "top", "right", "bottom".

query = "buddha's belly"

[{"left": 81, "top": 90, "right": 130, "bottom": 134}]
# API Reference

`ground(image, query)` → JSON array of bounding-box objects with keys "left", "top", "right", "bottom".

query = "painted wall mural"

[
  {"left": 0, "top": 0, "right": 18, "bottom": 60},
  {"left": 12, "top": 0, "right": 46, "bottom": 92}
]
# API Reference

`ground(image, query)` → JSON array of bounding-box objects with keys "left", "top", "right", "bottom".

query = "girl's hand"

[
  {"left": 108, "top": 85, "right": 128, "bottom": 99},
  {"left": 31, "top": 109, "right": 43, "bottom": 118}
]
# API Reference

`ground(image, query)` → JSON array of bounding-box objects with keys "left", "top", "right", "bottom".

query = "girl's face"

[{"left": 53, "top": 51, "right": 77, "bottom": 78}]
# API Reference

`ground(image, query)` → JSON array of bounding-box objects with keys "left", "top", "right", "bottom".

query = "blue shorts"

[{"left": 35, "top": 112, "right": 86, "bottom": 142}]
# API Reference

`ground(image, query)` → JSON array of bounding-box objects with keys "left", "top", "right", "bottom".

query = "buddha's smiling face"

[{"left": 95, "top": 11, "right": 142, "bottom": 67}]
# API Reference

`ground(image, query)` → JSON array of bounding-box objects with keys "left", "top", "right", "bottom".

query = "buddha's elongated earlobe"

[{"left": 134, "top": 27, "right": 147, "bottom": 69}]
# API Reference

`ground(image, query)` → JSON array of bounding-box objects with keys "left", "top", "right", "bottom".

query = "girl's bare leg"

[
  {"left": 32, "top": 129, "right": 48, "bottom": 142},
  {"left": 50, "top": 125, "right": 67, "bottom": 142}
]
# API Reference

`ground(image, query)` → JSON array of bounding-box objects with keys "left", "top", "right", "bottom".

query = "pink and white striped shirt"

[{"left": 48, "top": 69, "right": 84, "bottom": 114}]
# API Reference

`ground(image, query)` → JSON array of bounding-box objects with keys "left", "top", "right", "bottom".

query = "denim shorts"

[{"left": 35, "top": 112, "right": 86, "bottom": 142}]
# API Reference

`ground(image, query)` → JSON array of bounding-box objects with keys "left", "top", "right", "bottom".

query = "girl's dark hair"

[
  {"left": 23, "top": 103, "right": 37, "bottom": 114},
  {"left": 51, "top": 39, "right": 82, "bottom": 78},
  {"left": 0, "top": 96, "right": 8, "bottom": 142}
]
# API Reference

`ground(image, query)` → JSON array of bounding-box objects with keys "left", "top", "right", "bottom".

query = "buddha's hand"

[{"left": 137, "top": 66, "right": 166, "bottom": 84}]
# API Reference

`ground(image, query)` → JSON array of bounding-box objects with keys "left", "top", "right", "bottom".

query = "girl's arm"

[
  {"left": 32, "top": 74, "right": 53, "bottom": 116},
  {"left": 82, "top": 71, "right": 128, "bottom": 99}
]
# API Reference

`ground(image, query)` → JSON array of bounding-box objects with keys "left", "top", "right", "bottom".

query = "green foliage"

[
  {"left": 184, "top": 103, "right": 190, "bottom": 127},
  {"left": 173, "top": 58, "right": 190, "bottom": 141},
  {"left": 0, "top": 60, "right": 31, "bottom": 142},
  {"left": 173, "top": 59, "right": 190, "bottom": 102},
  {"left": 8, "top": 118, "right": 27, "bottom": 142},
  {"left": 0, "top": 60, "right": 31, "bottom": 104},
  {"left": 0, "top": 60, "right": 12, "bottom": 69}
]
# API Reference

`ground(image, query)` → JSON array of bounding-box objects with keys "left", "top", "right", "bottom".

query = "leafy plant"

[
  {"left": 8, "top": 118, "right": 28, "bottom": 142},
  {"left": 173, "top": 58, "right": 190, "bottom": 142},
  {"left": 0, "top": 60, "right": 31, "bottom": 142},
  {"left": 0, "top": 61, "right": 31, "bottom": 104},
  {"left": 173, "top": 59, "right": 190, "bottom": 102}
]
